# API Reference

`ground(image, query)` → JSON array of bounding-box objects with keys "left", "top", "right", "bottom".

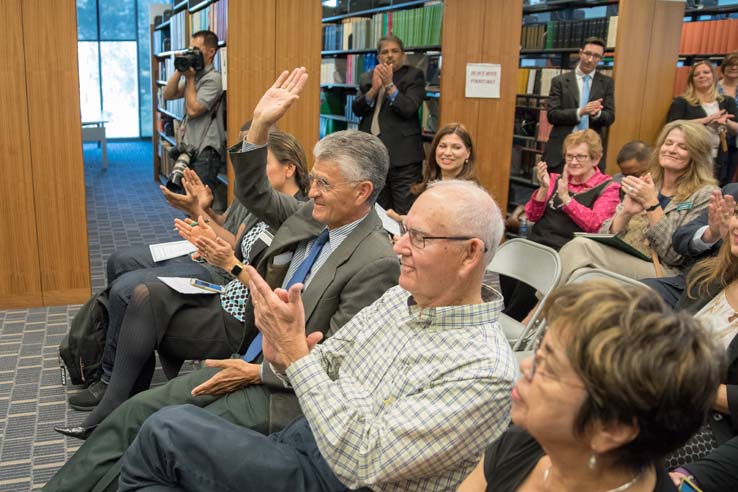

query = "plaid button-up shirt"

[{"left": 285, "top": 285, "right": 517, "bottom": 491}]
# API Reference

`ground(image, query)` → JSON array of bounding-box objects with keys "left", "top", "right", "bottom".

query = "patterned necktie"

[
  {"left": 242, "top": 229, "right": 331, "bottom": 362},
  {"left": 371, "top": 86, "right": 385, "bottom": 136},
  {"left": 577, "top": 74, "right": 591, "bottom": 131}
]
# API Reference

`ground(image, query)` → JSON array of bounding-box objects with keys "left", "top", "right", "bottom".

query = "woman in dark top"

[
  {"left": 458, "top": 281, "right": 724, "bottom": 492},
  {"left": 667, "top": 60, "right": 738, "bottom": 185}
]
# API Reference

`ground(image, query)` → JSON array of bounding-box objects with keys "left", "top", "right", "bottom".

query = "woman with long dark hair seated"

[
  {"left": 459, "top": 280, "right": 724, "bottom": 492},
  {"left": 55, "top": 131, "right": 310, "bottom": 439}
]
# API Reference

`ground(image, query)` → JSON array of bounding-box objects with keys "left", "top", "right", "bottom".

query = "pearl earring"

[{"left": 588, "top": 453, "right": 597, "bottom": 470}]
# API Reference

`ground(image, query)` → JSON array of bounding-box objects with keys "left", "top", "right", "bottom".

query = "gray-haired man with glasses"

[
  {"left": 543, "top": 36, "right": 615, "bottom": 174},
  {"left": 116, "top": 177, "right": 516, "bottom": 491}
]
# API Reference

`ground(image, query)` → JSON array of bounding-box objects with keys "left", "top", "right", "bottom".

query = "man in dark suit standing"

[
  {"left": 353, "top": 35, "right": 426, "bottom": 215},
  {"left": 544, "top": 36, "right": 615, "bottom": 174}
]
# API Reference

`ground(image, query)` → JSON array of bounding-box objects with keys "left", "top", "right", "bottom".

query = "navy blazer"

[
  {"left": 352, "top": 64, "right": 426, "bottom": 167},
  {"left": 543, "top": 70, "right": 615, "bottom": 172}
]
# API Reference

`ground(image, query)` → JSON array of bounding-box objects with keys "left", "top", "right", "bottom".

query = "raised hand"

[
  {"left": 190, "top": 359, "right": 261, "bottom": 397},
  {"left": 252, "top": 68, "right": 309, "bottom": 128}
]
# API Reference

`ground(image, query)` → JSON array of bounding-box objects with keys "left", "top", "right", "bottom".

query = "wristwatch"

[
  {"left": 229, "top": 261, "right": 245, "bottom": 278},
  {"left": 386, "top": 82, "right": 395, "bottom": 91}
]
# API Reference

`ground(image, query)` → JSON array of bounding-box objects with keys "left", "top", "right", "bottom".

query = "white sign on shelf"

[{"left": 465, "top": 63, "right": 501, "bottom": 99}]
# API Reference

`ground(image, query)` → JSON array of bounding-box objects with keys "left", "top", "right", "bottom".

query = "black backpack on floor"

[{"left": 59, "top": 287, "right": 110, "bottom": 386}]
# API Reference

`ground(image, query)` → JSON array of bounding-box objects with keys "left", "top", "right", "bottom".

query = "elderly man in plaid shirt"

[{"left": 117, "top": 167, "right": 518, "bottom": 491}]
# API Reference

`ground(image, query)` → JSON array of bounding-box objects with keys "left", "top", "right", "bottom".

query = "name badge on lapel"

[
  {"left": 675, "top": 201, "right": 693, "bottom": 211},
  {"left": 257, "top": 230, "right": 274, "bottom": 247}
]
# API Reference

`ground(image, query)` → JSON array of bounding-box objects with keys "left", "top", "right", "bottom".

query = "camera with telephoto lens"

[
  {"left": 174, "top": 47, "right": 204, "bottom": 72},
  {"left": 166, "top": 146, "right": 196, "bottom": 192}
]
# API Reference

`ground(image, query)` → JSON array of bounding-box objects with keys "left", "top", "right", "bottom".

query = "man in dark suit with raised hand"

[
  {"left": 353, "top": 34, "right": 426, "bottom": 215},
  {"left": 544, "top": 36, "right": 615, "bottom": 174},
  {"left": 42, "top": 67, "right": 400, "bottom": 492}
]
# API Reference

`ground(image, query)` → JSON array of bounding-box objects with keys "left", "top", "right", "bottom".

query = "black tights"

[{"left": 83, "top": 284, "right": 158, "bottom": 428}]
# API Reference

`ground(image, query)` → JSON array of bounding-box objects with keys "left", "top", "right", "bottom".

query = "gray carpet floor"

[{"left": 0, "top": 140, "right": 185, "bottom": 491}]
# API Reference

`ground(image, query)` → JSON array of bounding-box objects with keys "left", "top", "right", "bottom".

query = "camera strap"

[{"left": 179, "top": 91, "right": 225, "bottom": 154}]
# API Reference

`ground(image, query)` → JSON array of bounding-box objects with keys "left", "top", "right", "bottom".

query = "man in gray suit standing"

[
  {"left": 43, "top": 68, "right": 399, "bottom": 492},
  {"left": 543, "top": 36, "right": 615, "bottom": 174}
]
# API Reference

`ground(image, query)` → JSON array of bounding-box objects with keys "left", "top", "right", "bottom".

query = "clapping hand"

[
  {"left": 246, "top": 265, "right": 323, "bottom": 373},
  {"left": 375, "top": 63, "right": 393, "bottom": 86},
  {"left": 580, "top": 98, "right": 603, "bottom": 117},
  {"left": 621, "top": 173, "right": 658, "bottom": 207},
  {"left": 194, "top": 235, "right": 234, "bottom": 270},
  {"left": 535, "top": 161, "right": 550, "bottom": 190},
  {"left": 182, "top": 169, "right": 213, "bottom": 210},
  {"left": 705, "top": 189, "right": 736, "bottom": 242},
  {"left": 556, "top": 167, "right": 571, "bottom": 204},
  {"left": 174, "top": 215, "right": 217, "bottom": 245}
]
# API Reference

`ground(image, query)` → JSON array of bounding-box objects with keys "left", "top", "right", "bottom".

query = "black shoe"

[
  {"left": 54, "top": 424, "right": 97, "bottom": 440},
  {"left": 68, "top": 379, "right": 108, "bottom": 411}
]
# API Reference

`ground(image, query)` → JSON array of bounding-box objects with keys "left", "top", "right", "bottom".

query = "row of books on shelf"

[
  {"left": 157, "top": 87, "right": 186, "bottom": 118},
  {"left": 321, "top": 52, "right": 440, "bottom": 88},
  {"left": 158, "top": 139, "right": 177, "bottom": 178},
  {"left": 168, "top": 10, "right": 189, "bottom": 52},
  {"left": 153, "top": 30, "right": 171, "bottom": 56},
  {"left": 189, "top": 0, "right": 228, "bottom": 41},
  {"left": 321, "top": 54, "right": 377, "bottom": 85},
  {"left": 521, "top": 16, "right": 617, "bottom": 50},
  {"left": 516, "top": 67, "right": 612, "bottom": 96},
  {"left": 320, "top": 118, "right": 358, "bottom": 139},
  {"left": 514, "top": 105, "right": 552, "bottom": 143},
  {"left": 321, "top": 2, "right": 443, "bottom": 51},
  {"left": 679, "top": 19, "right": 738, "bottom": 56}
]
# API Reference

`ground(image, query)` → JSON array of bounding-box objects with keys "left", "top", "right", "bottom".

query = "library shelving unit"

[
  {"left": 509, "top": 0, "right": 618, "bottom": 211},
  {"left": 319, "top": 0, "right": 443, "bottom": 140},
  {"left": 673, "top": 1, "right": 738, "bottom": 96},
  {"left": 150, "top": 0, "right": 228, "bottom": 187},
  {"left": 502, "top": 0, "right": 686, "bottom": 213}
]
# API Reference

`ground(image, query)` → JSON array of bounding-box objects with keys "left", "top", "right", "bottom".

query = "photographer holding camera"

[{"left": 164, "top": 29, "right": 225, "bottom": 197}]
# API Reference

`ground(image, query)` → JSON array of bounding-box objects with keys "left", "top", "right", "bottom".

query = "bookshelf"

[
  {"left": 150, "top": 0, "right": 228, "bottom": 186},
  {"left": 319, "top": 1, "right": 443, "bottom": 139},
  {"left": 673, "top": 2, "right": 738, "bottom": 96},
  {"left": 149, "top": 0, "right": 321, "bottom": 204},
  {"left": 509, "top": 1, "right": 619, "bottom": 210}
]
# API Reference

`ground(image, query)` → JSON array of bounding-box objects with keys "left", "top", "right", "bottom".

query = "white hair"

[{"left": 425, "top": 180, "right": 503, "bottom": 265}]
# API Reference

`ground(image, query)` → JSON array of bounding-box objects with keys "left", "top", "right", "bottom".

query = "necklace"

[{"left": 543, "top": 465, "right": 642, "bottom": 492}]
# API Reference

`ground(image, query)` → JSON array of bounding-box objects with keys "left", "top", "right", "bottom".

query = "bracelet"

[{"left": 644, "top": 202, "right": 660, "bottom": 212}]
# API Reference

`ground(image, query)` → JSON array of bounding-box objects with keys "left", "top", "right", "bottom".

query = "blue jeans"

[
  {"left": 119, "top": 406, "right": 346, "bottom": 492},
  {"left": 102, "top": 246, "right": 219, "bottom": 382}
]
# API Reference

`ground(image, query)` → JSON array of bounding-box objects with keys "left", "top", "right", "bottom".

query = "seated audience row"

[{"left": 46, "top": 67, "right": 737, "bottom": 492}]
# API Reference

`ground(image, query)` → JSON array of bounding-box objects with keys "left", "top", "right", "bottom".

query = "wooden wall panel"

[
  {"left": 638, "top": 1, "right": 685, "bottom": 150},
  {"left": 23, "top": 0, "right": 90, "bottom": 305},
  {"left": 0, "top": 0, "right": 42, "bottom": 309},
  {"left": 226, "top": 0, "right": 277, "bottom": 198},
  {"left": 275, "top": 0, "right": 321, "bottom": 157},
  {"left": 478, "top": 0, "right": 523, "bottom": 208},
  {"left": 606, "top": 0, "right": 684, "bottom": 173},
  {"left": 440, "top": 0, "right": 522, "bottom": 208}
]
